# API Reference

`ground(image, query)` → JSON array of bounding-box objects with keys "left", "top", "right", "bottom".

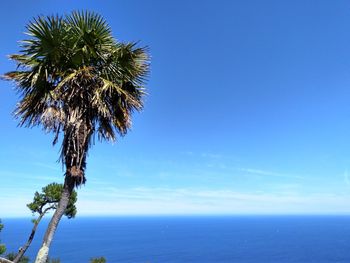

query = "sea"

[{"left": 1, "top": 216, "right": 350, "bottom": 263}]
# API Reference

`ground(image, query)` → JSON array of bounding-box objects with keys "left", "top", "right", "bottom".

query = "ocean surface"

[{"left": 1, "top": 216, "right": 350, "bottom": 262}]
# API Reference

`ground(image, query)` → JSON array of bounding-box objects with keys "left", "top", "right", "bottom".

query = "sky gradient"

[{"left": 1, "top": 0, "right": 350, "bottom": 216}]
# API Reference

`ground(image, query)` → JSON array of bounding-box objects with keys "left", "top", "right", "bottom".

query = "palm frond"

[{"left": 4, "top": 11, "right": 150, "bottom": 186}]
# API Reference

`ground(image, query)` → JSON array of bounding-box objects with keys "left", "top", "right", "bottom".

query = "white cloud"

[
  {"left": 32, "top": 162, "right": 61, "bottom": 172},
  {"left": 344, "top": 170, "right": 350, "bottom": 186},
  {"left": 3, "top": 183, "right": 350, "bottom": 217},
  {"left": 74, "top": 187, "right": 350, "bottom": 216},
  {"left": 238, "top": 168, "right": 304, "bottom": 179}
]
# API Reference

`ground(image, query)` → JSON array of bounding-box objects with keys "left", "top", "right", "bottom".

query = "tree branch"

[
  {"left": 13, "top": 206, "right": 55, "bottom": 263},
  {"left": 0, "top": 257, "right": 13, "bottom": 263}
]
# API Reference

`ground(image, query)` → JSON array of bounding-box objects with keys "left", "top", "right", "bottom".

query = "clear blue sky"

[{"left": 1, "top": 0, "right": 350, "bottom": 216}]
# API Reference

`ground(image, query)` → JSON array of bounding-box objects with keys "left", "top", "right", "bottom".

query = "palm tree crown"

[{"left": 4, "top": 11, "right": 149, "bottom": 186}]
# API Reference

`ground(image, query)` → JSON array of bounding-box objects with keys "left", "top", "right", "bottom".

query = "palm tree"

[{"left": 4, "top": 11, "right": 149, "bottom": 263}]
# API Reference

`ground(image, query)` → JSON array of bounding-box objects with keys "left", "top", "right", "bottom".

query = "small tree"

[
  {"left": 0, "top": 220, "right": 5, "bottom": 256},
  {"left": 46, "top": 258, "right": 60, "bottom": 263},
  {"left": 0, "top": 222, "right": 12, "bottom": 263},
  {"left": 5, "top": 253, "right": 29, "bottom": 263},
  {"left": 90, "top": 257, "right": 106, "bottom": 263},
  {"left": 5, "top": 253, "right": 59, "bottom": 263},
  {"left": 12, "top": 183, "right": 77, "bottom": 263}
]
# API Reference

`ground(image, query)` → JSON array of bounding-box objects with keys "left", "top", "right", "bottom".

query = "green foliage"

[
  {"left": 46, "top": 258, "right": 60, "bottom": 263},
  {"left": 0, "top": 245, "right": 5, "bottom": 255},
  {"left": 90, "top": 257, "right": 106, "bottom": 263},
  {"left": 6, "top": 252, "right": 29, "bottom": 262},
  {"left": 5, "top": 252, "right": 60, "bottom": 263},
  {"left": 27, "top": 183, "right": 77, "bottom": 218},
  {"left": 0, "top": 219, "right": 6, "bottom": 255}
]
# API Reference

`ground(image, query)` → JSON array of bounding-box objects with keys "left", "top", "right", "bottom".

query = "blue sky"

[{"left": 1, "top": 0, "right": 350, "bottom": 216}]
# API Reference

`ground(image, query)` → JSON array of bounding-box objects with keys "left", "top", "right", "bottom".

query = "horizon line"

[{"left": 3, "top": 213, "right": 350, "bottom": 219}]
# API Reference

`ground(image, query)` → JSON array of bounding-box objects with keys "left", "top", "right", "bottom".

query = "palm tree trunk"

[
  {"left": 34, "top": 122, "right": 90, "bottom": 263},
  {"left": 34, "top": 175, "right": 75, "bottom": 263}
]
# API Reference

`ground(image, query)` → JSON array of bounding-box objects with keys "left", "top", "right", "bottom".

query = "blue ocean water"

[{"left": 1, "top": 216, "right": 350, "bottom": 262}]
